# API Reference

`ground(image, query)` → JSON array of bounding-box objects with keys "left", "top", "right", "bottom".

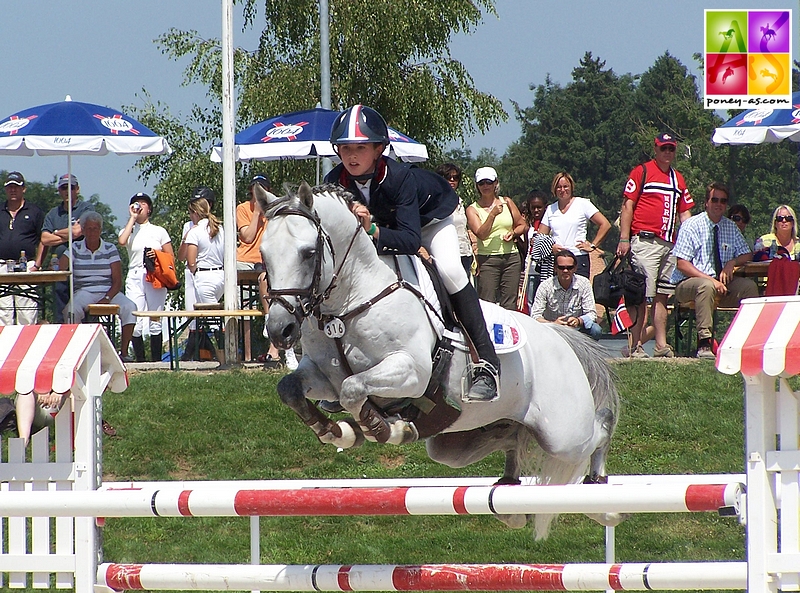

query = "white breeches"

[
  {"left": 193, "top": 269, "right": 224, "bottom": 304},
  {"left": 125, "top": 267, "right": 167, "bottom": 336},
  {"left": 421, "top": 216, "right": 469, "bottom": 294}
]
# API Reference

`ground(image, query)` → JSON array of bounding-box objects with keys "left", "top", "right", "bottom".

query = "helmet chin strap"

[{"left": 351, "top": 171, "right": 377, "bottom": 183}]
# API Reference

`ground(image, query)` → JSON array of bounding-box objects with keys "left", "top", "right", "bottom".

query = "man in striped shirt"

[
  {"left": 530, "top": 250, "right": 602, "bottom": 339},
  {"left": 59, "top": 211, "right": 136, "bottom": 362}
]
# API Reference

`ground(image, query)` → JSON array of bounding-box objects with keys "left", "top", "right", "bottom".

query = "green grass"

[{"left": 98, "top": 361, "right": 746, "bottom": 591}]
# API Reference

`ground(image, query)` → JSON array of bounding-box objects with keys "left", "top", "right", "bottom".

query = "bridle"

[{"left": 263, "top": 195, "right": 362, "bottom": 326}]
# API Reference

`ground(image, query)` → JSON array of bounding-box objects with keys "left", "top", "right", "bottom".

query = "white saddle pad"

[{"left": 389, "top": 255, "right": 526, "bottom": 355}]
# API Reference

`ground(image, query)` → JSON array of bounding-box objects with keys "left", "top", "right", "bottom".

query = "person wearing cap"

[
  {"left": 118, "top": 192, "right": 173, "bottom": 362},
  {"left": 325, "top": 104, "right": 501, "bottom": 407},
  {"left": 616, "top": 133, "right": 695, "bottom": 359},
  {"left": 465, "top": 166, "right": 526, "bottom": 310},
  {"left": 0, "top": 172, "right": 45, "bottom": 325},
  {"left": 177, "top": 187, "right": 215, "bottom": 361},
  {"left": 41, "top": 173, "right": 95, "bottom": 323}
]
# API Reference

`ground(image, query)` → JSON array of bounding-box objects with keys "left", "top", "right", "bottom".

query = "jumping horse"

[{"left": 257, "top": 182, "right": 620, "bottom": 538}]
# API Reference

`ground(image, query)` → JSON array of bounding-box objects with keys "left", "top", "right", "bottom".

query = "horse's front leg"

[
  {"left": 276, "top": 359, "right": 363, "bottom": 449},
  {"left": 340, "top": 352, "right": 427, "bottom": 445}
]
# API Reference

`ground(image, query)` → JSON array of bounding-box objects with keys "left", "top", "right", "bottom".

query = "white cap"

[{"left": 474, "top": 166, "right": 498, "bottom": 183}]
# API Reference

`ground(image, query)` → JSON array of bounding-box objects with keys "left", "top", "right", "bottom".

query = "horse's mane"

[{"left": 263, "top": 182, "right": 358, "bottom": 221}]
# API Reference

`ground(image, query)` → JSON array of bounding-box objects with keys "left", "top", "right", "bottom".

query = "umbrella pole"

[{"left": 67, "top": 156, "right": 74, "bottom": 323}]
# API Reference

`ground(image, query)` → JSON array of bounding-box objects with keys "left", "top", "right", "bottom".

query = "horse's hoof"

[
  {"left": 583, "top": 473, "right": 608, "bottom": 484},
  {"left": 387, "top": 417, "right": 419, "bottom": 445},
  {"left": 495, "top": 514, "right": 527, "bottom": 529},
  {"left": 494, "top": 476, "right": 522, "bottom": 486},
  {"left": 586, "top": 512, "right": 630, "bottom": 527}
]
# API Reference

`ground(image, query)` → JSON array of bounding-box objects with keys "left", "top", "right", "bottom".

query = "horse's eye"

[{"left": 301, "top": 248, "right": 316, "bottom": 261}]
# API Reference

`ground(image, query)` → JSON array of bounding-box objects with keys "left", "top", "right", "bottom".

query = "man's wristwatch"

[{"left": 590, "top": 243, "right": 597, "bottom": 251}]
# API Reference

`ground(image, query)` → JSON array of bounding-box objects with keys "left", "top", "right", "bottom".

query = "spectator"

[
  {"left": 530, "top": 249, "right": 602, "bottom": 339},
  {"left": 754, "top": 205, "right": 800, "bottom": 259},
  {"left": 673, "top": 182, "right": 758, "bottom": 359},
  {"left": 465, "top": 166, "right": 526, "bottom": 310},
  {"left": 518, "top": 190, "right": 550, "bottom": 313},
  {"left": 177, "top": 187, "right": 214, "bottom": 361},
  {"left": 59, "top": 212, "right": 136, "bottom": 362},
  {"left": 617, "top": 132, "right": 695, "bottom": 359},
  {"left": 0, "top": 172, "right": 45, "bottom": 325},
  {"left": 118, "top": 192, "right": 173, "bottom": 362},
  {"left": 435, "top": 163, "right": 475, "bottom": 277},
  {"left": 183, "top": 196, "right": 224, "bottom": 304},
  {"left": 236, "top": 174, "right": 293, "bottom": 367},
  {"left": 539, "top": 172, "right": 611, "bottom": 279},
  {"left": 41, "top": 174, "right": 95, "bottom": 323},
  {"left": 727, "top": 204, "right": 751, "bottom": 236}
]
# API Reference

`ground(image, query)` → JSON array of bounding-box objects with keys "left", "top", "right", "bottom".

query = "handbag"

[{"left": 593, "top": 255, "right": 646, "bottom": 308}]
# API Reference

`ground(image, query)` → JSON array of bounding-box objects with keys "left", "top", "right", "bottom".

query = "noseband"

[{"left": 263, "top": 195, "right": 361, "bottom": 326}]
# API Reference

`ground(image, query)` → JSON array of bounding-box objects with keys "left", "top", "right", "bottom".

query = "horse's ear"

[
  {"left": 252, "top": 184, "right": 279, "bottom": 217},
  {"left": 297, "top": 181, "right": 314, "bottom": 210}
]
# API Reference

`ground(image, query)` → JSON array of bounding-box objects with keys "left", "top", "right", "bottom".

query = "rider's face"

[{"left": 338, "top": 143, "right": 384, "bottom": 178}]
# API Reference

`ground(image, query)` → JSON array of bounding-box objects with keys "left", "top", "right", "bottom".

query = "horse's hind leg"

[{"left": 584, "top": 407, "right": 614, "bottom": 484}]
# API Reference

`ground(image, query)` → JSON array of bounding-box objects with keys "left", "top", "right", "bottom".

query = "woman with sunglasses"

[
  {"left": 727, "top": 204, "right": 750, "bottom": 236},
  {"left": 538, "top": 172, "right": 611, "bottom": 279},
  {"left": 465, "top": 166, "right": 526, "bottom": 310},
  {"left": 754, "top": 205, "right": 800, "bottom": 259},
  {"left": 435, "top": 163, "right": 475, "bottom": 277}
]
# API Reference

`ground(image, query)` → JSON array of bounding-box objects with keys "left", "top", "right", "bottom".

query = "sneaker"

[
  {"left": 119, "top": 353, "right": 135, "bottom": 363},
  {"left": 284, "top": 348, "right": 299, "bottom": 370},
  {"left": 630, "top": 344, "right": 650, "bottom": 359},
  {"left": 653, "top": 345, "right": 675, "bottom": 358},
  {"left": 696, "top": 345, "right": 716, "bottom": 359}
]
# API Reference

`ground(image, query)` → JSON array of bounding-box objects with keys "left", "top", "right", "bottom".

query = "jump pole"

[
  {"left": 97, "top": 561, "right": 747, "bottom": 592},
  {"left": 0, "top": 483, "right": 742, "bottom": 518}
]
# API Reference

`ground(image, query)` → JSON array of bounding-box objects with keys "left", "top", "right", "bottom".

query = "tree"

[{"left": 128, "top": 0, "right": 507, "bottom": 255}]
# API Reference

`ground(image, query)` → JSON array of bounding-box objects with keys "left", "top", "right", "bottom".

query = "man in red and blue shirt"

[{"left": 616, "top": 133, "right": 694, "bottom": 358}]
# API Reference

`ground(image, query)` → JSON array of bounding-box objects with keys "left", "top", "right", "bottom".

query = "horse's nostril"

[{"left": 282, "top": 324, "right": 296, "bottom": 339}]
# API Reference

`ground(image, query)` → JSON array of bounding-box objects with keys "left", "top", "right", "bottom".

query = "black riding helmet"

[
  {"left": 329, "top": 105, "right": 390, "bottom": 147},
  {"left": 190, "top": 186, "right": 216, "bottom": 211}
]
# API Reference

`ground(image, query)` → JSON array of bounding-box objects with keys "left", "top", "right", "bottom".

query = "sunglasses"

[
  {"left": 446, "top": 175, "right": 461, "bottom": 182},
  {"left": 557, "top": 265, "right": 576, "bottom": 271},
  {"left": 658, "top": 145, "right": 676, "bottom": 152},
  {"left": 709, "top": 197, "right": 728, "bottom": 204},
  {"left": 776, "top": 215, "right": 795, "bottom": 223},
  {"left": 729, "top": 215, "right": 744, "bottom": 222},
  {"left": 477, "top": 179, "right": 494, "bottom": 186}
]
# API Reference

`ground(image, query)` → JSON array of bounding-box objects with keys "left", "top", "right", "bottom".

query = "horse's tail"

[{"left": 517, "top": 326, "right": 620, "bottom": 539}]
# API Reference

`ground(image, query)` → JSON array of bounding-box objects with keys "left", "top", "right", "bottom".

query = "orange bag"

[{"left": 144, "top": 249, "right": 181, "bottom": 290}]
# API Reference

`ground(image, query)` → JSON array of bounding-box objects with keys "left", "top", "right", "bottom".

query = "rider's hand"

[{"left": 352, "top": 203, "right": 372, "bottom": 230}]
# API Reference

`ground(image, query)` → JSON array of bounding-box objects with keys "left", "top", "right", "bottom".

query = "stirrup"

[{"left": 462, "top": 360, "right": 500, "bottom": 403}]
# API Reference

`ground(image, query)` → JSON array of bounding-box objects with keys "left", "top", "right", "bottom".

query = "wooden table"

[
  {"left": 134, "top": 309, "right": 264, "bottom": 370},
  {"left": 0, "top": 271, "right": 71, "bottom": 322},
  {"left": 734, "top": 261, "right": 770, "bottom": 278}
]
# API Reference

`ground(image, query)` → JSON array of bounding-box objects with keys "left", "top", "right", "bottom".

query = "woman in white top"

[
  {"left": 538, "top": 171, "right": 611, "bottom": 279},
  {"left": 183, "top": 197, "right": 225, "bottom": 304},
  {"left": 118, "top": 192, "right": 173, "bottom": 362}
]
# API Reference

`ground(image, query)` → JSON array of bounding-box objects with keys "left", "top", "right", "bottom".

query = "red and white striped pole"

[
  {"left": 98, "top": 561, "right": 747, "bottom": 591},
  {"left": 0, "top": 483, "right": 742, "bottom": 518}
]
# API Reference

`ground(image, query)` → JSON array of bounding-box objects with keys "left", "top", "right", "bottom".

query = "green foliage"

[
  {"left": 101, "top": 362, "right": 746, "bottom": 574},
  {"left": 127, "top": 0, "right": 507, "bottom": 252}
]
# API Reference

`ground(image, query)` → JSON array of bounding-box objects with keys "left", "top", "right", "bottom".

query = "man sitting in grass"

[{"left": 530, "top": 249, "right": 602, "bottom": 339}]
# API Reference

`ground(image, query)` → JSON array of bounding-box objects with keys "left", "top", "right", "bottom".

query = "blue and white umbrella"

[
  {"left": 210, "top": 107, "right": 428, "bottom": 163},
  {"left": 0, "top": 96, "right": 171, "bottom": 322},
  {"left": 0, "top": 97, "right": 172, "bottom": 156},
  {"left": 712, "top": 91, "right": 800, "bottom": 145}
]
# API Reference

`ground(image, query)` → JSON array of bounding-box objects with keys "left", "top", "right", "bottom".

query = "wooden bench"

[
  {"left": 86, "top": 303, "right": 121, "bottom": 347},
  {"left": 672, "top": 301, "right": 739, "bottom": 357},
  {"left": 133, "top": 308, "right": 264, "bottom": 370}
]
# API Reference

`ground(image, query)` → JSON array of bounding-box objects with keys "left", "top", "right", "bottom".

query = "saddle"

[{"left": 377, "top": 254, "right": 526, "bottom": 438}]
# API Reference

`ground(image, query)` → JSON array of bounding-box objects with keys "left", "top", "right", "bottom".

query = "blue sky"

[{"left": 0, "top": 0, "right": 795, "bottom": 223}]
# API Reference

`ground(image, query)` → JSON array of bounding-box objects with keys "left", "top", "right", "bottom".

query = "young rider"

[{"left": 324, "top": 105, "right": 500, "bottom": 402}]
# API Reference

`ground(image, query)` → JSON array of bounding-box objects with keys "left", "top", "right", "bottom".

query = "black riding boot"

[
  {"left": 150, "top": 335, "right": 163, "bottom": 362},
  {"left": 449, "top": 285, "right": 500, "bottom": 401},
  {"left": 181, "top": 330, "right": 198, "bottom": 361},
  {"left": 132, "top": 336, "right": 146, "bottom": 363}
]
